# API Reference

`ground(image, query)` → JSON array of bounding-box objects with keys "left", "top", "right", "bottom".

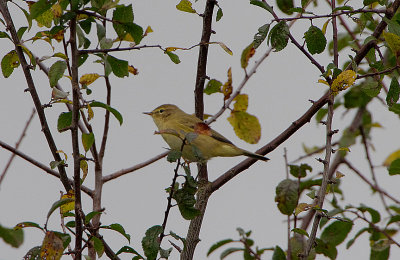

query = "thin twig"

[{"left": 0, "top": 109, "right": 35, "bottom": 187}]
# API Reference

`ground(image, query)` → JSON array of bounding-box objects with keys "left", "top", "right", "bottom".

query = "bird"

[{"left": 144, "top": 104, "right": 269, "bottom": 163}]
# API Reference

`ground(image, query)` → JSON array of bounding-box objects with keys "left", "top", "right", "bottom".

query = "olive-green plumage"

[{"left": 144, "top": 104, "right": 269, "bottom": 163}]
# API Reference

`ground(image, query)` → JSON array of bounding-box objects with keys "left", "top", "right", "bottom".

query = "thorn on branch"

[
  {"left": 24, "top": 88, "right": 30, "bottom": 92},
  {"left": 320, "top": 120, "right": 327, "bottom": 125},
  {"left": 308, "top": 99, "right": 315, "bottom": 104},
  {"left": 328, "top": 129, "right": 339, "bottom": 136},
  {"left": 328, "top": 179, "right": 336, "bottom": 184},
  {"left": 211, "top": 30, "right": 216, "bottom": 34},
  {"left": 316, "top": 158, "right": 327, "bottom": 164}
]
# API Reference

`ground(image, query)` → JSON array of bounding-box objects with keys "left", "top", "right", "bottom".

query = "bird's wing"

[{"left": 210, "top": 129, "right": 234, "bottom": 145}]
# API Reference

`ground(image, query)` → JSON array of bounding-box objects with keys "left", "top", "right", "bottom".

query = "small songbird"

[{"left": 144, "top": 104, "right": 269, "bottom": 163}]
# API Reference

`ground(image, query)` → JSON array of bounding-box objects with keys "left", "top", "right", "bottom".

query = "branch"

[
  {"left": 0, "top": 140, "right": 94, "bottom": 196},
  {"left": 0, "top": 0, "right": 72, "bottom": 192},
  {"left": 79, "top": 44, "right": 163, "bottom": 55},
  {"left": 0, "top": 109, "right": 35, "bottom": 187}
]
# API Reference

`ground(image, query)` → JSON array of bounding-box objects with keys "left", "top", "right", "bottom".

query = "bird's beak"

[{"left": 143, "top": 111, "right": 153, "bottom": 116}]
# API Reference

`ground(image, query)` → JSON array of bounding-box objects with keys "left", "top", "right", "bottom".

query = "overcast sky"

[{"left": 1, "top": 0, "right": 400, "bottom": 259}]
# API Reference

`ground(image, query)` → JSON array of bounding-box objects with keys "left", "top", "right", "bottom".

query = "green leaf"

[
  {"left": 112, "top": 4, "right": 134, "bottom": 38},
  {"left": 165, "top": 51, "right": 181, "bottom": 64},
  {"left": 47, "top": 198, "right": 75, "bottom": 220},
  {"left": 141, "top": 225, "right": 163, "bottom": 260},
  {"left": 173, "top": 177, "right": 201, "bottom": 220},
  {"left": 49, "top": 60, "right": 67, "bottom": 87},
  {"left": 387, "top": 77, "right": 400, "bottom": 107},
  {"left": 116, "top": 245, "right": 144, "bottom": 258},
  {"left": 96, "top": 22, "right": 106, "bottom": 41},
  {"left": 388, "top": 158, "right": 400, "bottom": 175},
  {"left": 289, "top": 164, "right": 312, "bottom": 178},
  {"left": 304, "top": 25, "right": 327, "bottom": 54},
  {"left": 57, "top": 112, "right": 73, "bottom": 132},
  {"left": 30, "top": 0, "right": 52, "bottom": 19},
  {"left": 275, "top": 179, "right": 299, "bottom": 215},
  {"left": 82, "top": 133, "right": 95, "bottom": 152},
  {"left": 167, "top": 150, "right": 182, "bottom": 162},
  {"left": 250, "top": 0, "right": 273, "bottom": 14},
  {"left": 1, "top": 50, "right": 20, "bottom": 78},
  {"left": 24, "top": 246, "right": 41, "bottom": 259},
  {"left": 292, "top": 228, "right": 309, "bottom": 237},
  {"left": 101, "top": 223, "right": 131, "bottom": 243},
  {"left": 204, "top": 79, "right": 222, "bottom": 94},
  {"left": 0, "top": 224, "right": 24, "bottom": 248},
  {"left": 387, "top": 215, "right": 400, "bottom": 226},
  {"left": 315, "top": 238, "right": 337, "bottom": 260},
  {"left": 85, "top": 211, "right": 102, "bottom": 225},
  {"left": 272, "top": 245, "right": 286, "bottom": 260},
  {"left": 207, "top": 239, "right": 234, "bottom": 256},
  {"left": 220, "top": 247, "right": 243, "bottom": 258},
  {"left": 14, "top": 222, "right": 43, "bottom": 231},
  {"left": 125, "top": 22, "right": 144, "bottom": 44},
  {"left": 363, "top": 0, "right": 379, "bottom": 5},
  {"left": 106, "top": 55, "right": 129, "bottom": 78},
  {"left": 277, "top": 0, "right": 294, "bottom": 15},
  {"left": 389, "top": 103, "right": 400, "bottom": 116},
  {"left": 90, "top": 101, "right": 123, "bottom": 125},
  {"left": 358, "top": 205, "right": 381, "bottom": 223},
  {"left": 344, "top": 85, "right": 373, "bottom": 108},
  {"left": 320, "top": 220, "right": 353, "bottom": 246},
  {"left": 361, "top": 81, "right": 381, "bottom": 97},
  {"left": 159, "top": 247, "right": 172, "bottom": 258},
  {"left": 346, "top": 227, "right": 369, "bottom": 249},
  {"left": 268, "top": 21, "right": 289, "bottom": 52},
  {"left": 253, "top": 24, "right": 270, "bottom": 49},
  {"left": 17, "top": 27, "right": 28, "bottom": 40},
  {"left": 92, "top": 236, "right": 104, "bottom": 258},
  {"left": 176, "top": 0, "right": 196, "bottom": 13},
  {"left": 370, "top": 240, "right": 390, "bottom": 260},
  {"left": 216, "top": 7, "right": 223, "bottom": 21}
]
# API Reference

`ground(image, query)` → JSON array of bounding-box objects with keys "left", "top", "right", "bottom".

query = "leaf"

[
  {"left": 346, "top": 227, "right": 369, "bottom": 249},
  {"left": 17, "top": 27, "right": 28, "bottom": 40},
  {"left": 383, "top": 150, "right": 400, "bottom": 166},
  {"left": 204, "top": 79, "right": 222, "bottom": 95},
  {"left": 176, "top": 0, "right": 196, "bottom": 13},
  {"left": 79, "top": 73, "right": 100, "bottom": 86},
  {"left": 112, "top": 4, "right": 134, "bottom": 38},
  {"left": 52, "top": 88, "right": 69, "bottom": 99},
  {"left": 389, "top": 103, "right": 400, "bottom": 116},
  {"left": 82, "top": 133, "right": 95, "bottom": 152},
  {"left": 291, "top": 228, "right": 310, "bottom": 238},
  {"left": 253, "top": 24, "right": 270, "bottom": 49},
  {"left": 388, "top": 158, "right": 400, "bottom": 175},
  {"left": 272, "top": 245, "right": 286, "bottom": 260},
  {"left": 216, "top": 7, "right": 223, "bottom": 21},
  {"left": 85, "top": 211, "right": 102, "bottom": 225},
  {"left": 107, "top": 55, "right": 129, "bottom": 78},
  {"left": 370, "top": 240, "right": 390, "bottom": 260},
  {"left": 57, "top": 112, "right": 72, "bottom": 132},
  {"left": 101, "top": 223, "right": 131, "bottom": 243},
  {"left": 24, "top": 246, "right": 42, "bottom": 259},
  {"left": 207, "top": 239, "right": 234, "bottom": 256},
  {"left": 361, "top": 81, "right": 381, "bottom": 97},
  {"left": 0, "top": 224, "right": 24, "bottom": 248},
  {"left": 233, "top": 94, "right": 248, "bottom": 112},
  {"left": 30, "top": 0, "right": 52, "bottom": 19},
  {"left": 268, "top": 21, "right": 289, "bottom": 52},
  {"left": 315, "top": 238, "right": 337, "bottom": 260},
  {"left": 304, "top": 25, "right": 327, "bottom": 54},
  {"left": 250, "top": 0, "right": 273, "bottom": 14},
  {"left": 277, "top": 0, "right": 294, "bottom": 15},
  {"left": 274, "top": 179, "right": 299, "bottom": 215},
  {"left": 383, "top": 31, "right": 400, "bottom": 57},
  {"left": 1, "top": 50, "right": 20, "bottom": 78},
  {"left": 227, "top": 111, "right": 261, "bottom": 144},
  {"left": 214, "top": 42, "right": 233, "bottom": 55},
  {"left": 60, "top": 190, "right": 75, "bottom": 215},
  {"left": 331, "top": 70, "right": 357, "bottom": 95},
  {"left": 387, "top": 215, "right": 400, "bottom": 226},
  {"left": 90, "top": 101, "right": 123, "bottom": 125},
  {"left": 241, "top": 43, "right": 255, "bottom": 69},
  {"left": 91, "top": 236, "right": 104, "bottom": 258},
  {"left": 289, "top": 164, "right": 312, "bottom": 178},
  {"left": 164, "top": 51, "right": 181, "bottom": 64},
  {"left": 40, "top": 232, "right": 64, "bottom": 260},
  {"left": 295, "top": 203, "right": 312, "bottom": 216},
  {"left": 48, "top": 60, "right": 67, "bottom": 87},
  {"left": 222, "top": 67, "right": 233, "bottom": 101},
  {"left": 173, "top": 177, "right": 200, "bottom": 220},
  {"left": 358, "top": 205, "right": 381, "bottom": 223},
  {"left": 14, "top": 222, "right": 43, "bottom": 231},
  {"left": 320, "top": 220, "right": 353, "bottom": 246},
  {"left": 386, "top": 77, "right": 400, "bottom": 107},
  {"left": 141, "top": 225, "right": 163, "bottom": 260},
  {"left": 167, "top": 150, "right": 182, "bottom": 162},
  {"left": 47, "top": 198, "right": 75, "bottom": 220},
  {"left": 220, "top": 247, "right": 243, "bottom": 259},
  {"left": 116, "top": 245, "right": 144, "bottom": 258},
  {"left": 128, "top": 65, "right": 139, "bottom": 75}
]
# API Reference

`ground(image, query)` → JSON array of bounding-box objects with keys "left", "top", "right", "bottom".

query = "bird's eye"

[{"left": 159, "top": 109, "right": 165, "bottom": 113}]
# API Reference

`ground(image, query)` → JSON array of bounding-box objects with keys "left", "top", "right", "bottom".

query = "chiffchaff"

[{"left": 144, "top": 104, "right": 269, "bottom": 163}]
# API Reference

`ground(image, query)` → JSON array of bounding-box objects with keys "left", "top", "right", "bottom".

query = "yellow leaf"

[
  {"left": 80, "top": 157, "right": 88, "bottom": 182},
  {"left": 128, "top": 65, "right": 139, "bottom": 75},
  {"left": 227, "top": 111, "right": 261, "bottom": 144},
  {"left": 383, "top": 31, "right": 400, "bottom": 57},
  {"left": 318, "top": 79, "right": 329, "bottom": 86},
  {"left": 52, "top": 88, "right": 69, "bottom": 99},
  {"left": 337, "top": 147, "right": 350, "bottom": 152},
  {"left": 222, "top": 67, "right": 233, "bottom": 101},
  {"left": 322, "top": 19, "right": 330, "bottom": 35},
  {"left": 295, "top": 203, "right": 312, "bottom": 216},
  {"left": 51, "top": 3, "right": 62, "bottom": 18},
  {"left": 211, "top": 41, "right": 233, "bottom": 55},
  {"left": 144, "top": 26, "right": 153, "bottom": 37},
  {"left": 335, "top": 171, "right": 345, "bottom": 179},
  {"left": 87, "top": 104, "right": 94, "bottom": 121},
  {"left": 241, "top": 43, "right": 255, "bottom": 69},
  {"left": 56, "top": 150, "right": 67, "bottom": 160},
  {"left": 52, "top": 29, "right": 64, "bottom": 42},
  {"left": 60, "top": 190, "right": 75, "bottom": 215},
  {"left": 36, "top": 9, "right": 53, "bottom": 28},
  {"left": 331, "top": 70, "right": 356, "bottom": 95},
  {"left": 383, "top": 149, "right": 400, "bottom": 166},
  {"left": 79, "top": 73, "right": 100, "bottom": 86},
  {"left": 165, "top": 47, "right": 181, "bottom": 52},
  {"left": 40, "top": 231, "right": 64, "bottom": 260},
  {"left": 233, "top": 94, "right": 248, "bottom": 112},
  {"left": 176, "top": 0, "right": 196, "bottom": 13}
]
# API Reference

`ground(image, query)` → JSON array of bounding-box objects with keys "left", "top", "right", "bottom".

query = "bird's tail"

[{"left": 243, "top": 150, "right": 269, "bottom": 161}]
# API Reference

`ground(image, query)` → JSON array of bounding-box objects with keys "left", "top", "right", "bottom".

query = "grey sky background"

[{"left": 1, "top": 0, "right": 400, "bottom": 259}]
